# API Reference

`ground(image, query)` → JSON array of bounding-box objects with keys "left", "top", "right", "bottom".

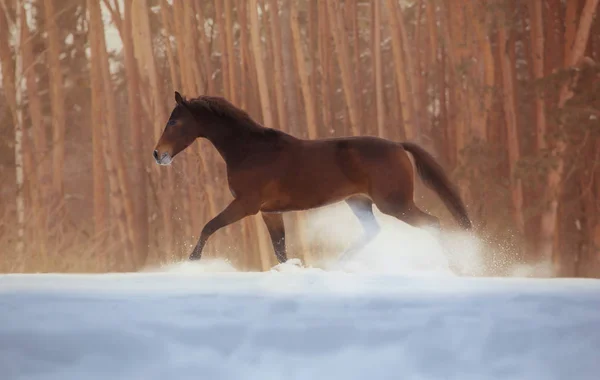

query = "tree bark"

[
  {"left": 131, "top": 0, "right": 174, "bottom": 256},
  {"left": 193, "top": 0, "right": 215, "bottom": 94},
  {"left": 290, "top": 2, "right": 317, "bottom": 139},
  {"left": 123, "top": 0, "right": 149, "bottom": 265},
  {"left": 0, "top": 0, "right": 25, "bottom": 255},
  {"left": 384, "top": 0, "right": 416, "bottom": 140},
  {"left": 84, "top": 3, "right": 104, "bottom": 232},
  {"left": 538, "top": 0, "right": 599, "bottom": 264},
  {"left": 318, "top": 0, "right": 333, "bottom": 134},
  {"left": 224, "top": 0, "right": 237, "bottom": 103},
  {"left": 249, "top": 0, "right": 277, "bottom": 270},
  {"left": 268, "top": 0, "right": 287, "bottom": 131},
  {"left": 529, "top": 0, "right": 546, "bottom": 152},
  {"left": 279, "top": 0, "right": 300, "bottom": 135},
  {"left": 326, "top": 0, "right": 360, "bottom": 136},
  {"left": 498, "top": 8, "right": 525, "bottom": 235},
  {"left": 43, "top": 0, "right": 67, "bottom": 200},
  {"left": 89, "top": 0, "right": 138, "bottom": 269},
  {"left": 373, "top": 0, "right": 385, "bottom": 138},
  {"left": 20, "top": 7, "right": 48, "bottom": 257},
  {"left": 214, "top": 0, "right": 230, "bottom": 98},
  {"left": 248, "top": 0, "right": 275, "bottom": 129}
]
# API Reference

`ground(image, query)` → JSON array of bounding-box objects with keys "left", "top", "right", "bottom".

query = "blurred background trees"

[{"left": 0, "top": 0, "right": 598, "bottom": 277}]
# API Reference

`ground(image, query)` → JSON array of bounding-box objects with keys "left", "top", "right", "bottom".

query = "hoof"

[{"left": 271, "top": 258, "right": 304, "bottom": 272}]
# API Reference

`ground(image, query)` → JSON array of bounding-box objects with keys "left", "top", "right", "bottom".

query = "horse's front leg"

[
  {"left": 189, "top": 197, "right": 259, "bottom": 260},
  {"left": 261, "top": 212, "right": 287, "bottom": 263}
]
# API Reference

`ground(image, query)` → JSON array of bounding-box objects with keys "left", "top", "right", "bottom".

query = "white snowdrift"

[{"left": 1, "top": 260, "right": 599, "bottom": 380}]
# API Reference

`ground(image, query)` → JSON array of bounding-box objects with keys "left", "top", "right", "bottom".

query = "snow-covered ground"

[
  {"left": 2, "top": 260, "right": 600, "bottom": 380},
  {"left": 1, "top": 206, "right": 599, "bottom": 380}
]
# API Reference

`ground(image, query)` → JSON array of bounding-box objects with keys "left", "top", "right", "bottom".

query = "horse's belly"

[{"left": 259, "top": 171, "right": 360, "bottom": 212}]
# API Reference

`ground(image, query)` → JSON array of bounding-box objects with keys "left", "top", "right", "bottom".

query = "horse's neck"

[{"left": 202, "top": 121, "right": 264, "bottom": 165}]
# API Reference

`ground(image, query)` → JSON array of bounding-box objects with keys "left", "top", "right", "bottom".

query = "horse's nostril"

[{"left": 153, "top": 150, "right": 159, "bottom": 160}]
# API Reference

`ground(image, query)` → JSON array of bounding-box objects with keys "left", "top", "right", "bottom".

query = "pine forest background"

[{"left": 0, "top": 0, "right": 599, "bottom": 277}]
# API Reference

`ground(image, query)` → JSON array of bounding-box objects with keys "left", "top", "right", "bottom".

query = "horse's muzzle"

[{"left": 153, "top": 150, "right": 172, "bottom": 166}]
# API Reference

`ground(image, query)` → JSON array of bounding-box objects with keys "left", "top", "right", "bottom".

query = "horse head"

[{"left": 153, "top": 91, "right": 199, "bottom": 165}]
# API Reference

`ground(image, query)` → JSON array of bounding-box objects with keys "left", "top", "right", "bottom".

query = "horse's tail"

[{"left": 400, "top": 142, "right": 473, "bottom": 230}]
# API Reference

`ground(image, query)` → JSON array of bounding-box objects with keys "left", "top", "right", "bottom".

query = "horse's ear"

[{"left": 175, "top": 91, "right": 184, "bottom": 105}]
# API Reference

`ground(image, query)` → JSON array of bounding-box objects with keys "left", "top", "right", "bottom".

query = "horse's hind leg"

[
  {"left": 375, "top": 196, "right": 440, "bottom": 233},
  {"left": 261, "top": 212, "right": 287, "bottom": 263},
  {"left": 338, "top": 196, "right": 381, "bottom": 262}
]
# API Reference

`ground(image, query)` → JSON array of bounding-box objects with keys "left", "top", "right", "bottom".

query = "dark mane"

[{"left": 184, "top": 95, "right": 275, "bottom": 136}]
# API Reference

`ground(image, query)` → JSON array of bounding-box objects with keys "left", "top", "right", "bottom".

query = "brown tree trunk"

[
  {"left": 564, "top": 0, "right": 580, "bottom": 65},
  {"left": 90, "top": 0, "right": 138, "bottom": 269},
  {"left": 249, "top": 0, "right": 276, "bottom": 270},
  {"left": 327, "top": 0, "right": 360, "bottom": 136},
  {"left": 268, "top": 0, "right": 287, "bottom": 131},
  {"left": 159, "top": 1, "right": 180, "bottom": 90},
  {"left": 20, "top": 8, "right": 48, "bottom": 257},
  {"left": 43, "top": 0, "right": 67, "bottom": 201},
  {"left": 214, "top": 0, "right": 230, "bottom": 98},
  {"left": 350, "top": 0, "right": 362, "bottom": 128},
  {"left": 279, "top": 0, "right": 300, "bottom": 135},
  {"left": 318, "top": 0, "right": 333, "bottom": 134},
  {"left": 238, "top": 0, "right": 249, "bottom": 109},
  {"left": 384, "top": 0, "right": 416, "bottom": 140},
  {"left": 0, "top": 1, "right": 25, "bottom": 255},
  {"left": 373, "top": 0, "right": 385, "bottom": 138},
  {"left": 290, "top": 2, "right": 317, "bottom": 139},
  {"left": 224, "top": 0, "right": 237, "bottom": 103},
  {"left": 529, "top": 0, "right": 547, "bottom": 152},
  {"left": 308, "top": 0, "right": 319, "bottom": 127},
  {"left": 123, "top": 0, "right": 149, "bottom": 266},
  {"left": 248, "top": 0, "right": 274, "bottom": 128},
  {"left": 538, "top": 0, "right": 599, "bottom": 265},
  {"left": 131, "top": 0, "right": 174, "bottom": 256},
  {"left": 78, "top": 7, "right": 109, "bottom": 256},
  {"left": 193, "top": 0, "right": 215, "bottom": 94},
  {"left": 497, "top": 7, "right": 525, "bottom": 235}
]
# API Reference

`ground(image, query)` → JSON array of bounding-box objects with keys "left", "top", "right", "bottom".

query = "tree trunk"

[
  {"left": 529, "top": 0, "right": 547, "bottom": 152},
  {"left": 373, "top": 0, "right": 385, "bottom": 138},
  {"left": 384, "top": 0, "right": 416, "bottom": 140},
  {"left": 326, "top": 0, "right": 360, "bottom": 136},
  {"left": 123, "top": 0, "right": 149, "bottom": 266},
  {"left": 159, "top": 1, "right": 180, "bottom": 90},
  {"left": 20, "top": 7, "right": 48, "bottom": 257},
  {"left": 214, "top": 0, "right": 230, "bottom": 98},
  {"left": 78, "top": 6, "right": 109, "bottom": 258},
  {"left": 43, "top": 0, "right": 67, "bottom": 201},
  {"left": 268, "top": 0, "right": 287, "bottom": 131},
  {"left": 248, "top": 0, "right": 274, "bottom": 128},
  {"left": 193, "top": 0, "right": 215, "bottom": 94},
  {"left": 564, "top": 0, "right": 580, "bottom": 65},
  {"left": 131, "top": 0, "right": 174, "bottom": 256},
  {"left": 350, "top": 0, "right": 362, "bottom": 128},
  {"left": 89, "top": 0, "right": 138, "bottom": 269},
  {"left": 0, "top": 1, "right": 25, "bottom": 255},
  {"left": 318, "top": 0, "right": 333, "bottom": 134},
  {"left": 224, "top": 0, "right": 237, "bottom": 103},
  {"left": 498, "top": 7, "right": 525, "bottom": 235},
  {"left": 249, "top": 0, "right": 276, "bottom": 270},
  {"left": 238, "top": 0, "right": 249, "bottom": 109},
  {"left": 279, "top": 0, "right": 300, "bottom": 135},
  {"left": 538, "top": 0, "right": 599, "bottom": 265},
  {"left": 290, "top": 2, "right": 317, "bottom": 139}
]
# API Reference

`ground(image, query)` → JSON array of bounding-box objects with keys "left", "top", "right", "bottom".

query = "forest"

[{"left": 0, "top": 0, "right": 598, "bottom": 277}]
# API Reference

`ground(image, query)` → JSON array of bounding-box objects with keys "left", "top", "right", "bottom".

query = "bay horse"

[{"left": 153, "top": 92, "right": 472, "bottom": 265}]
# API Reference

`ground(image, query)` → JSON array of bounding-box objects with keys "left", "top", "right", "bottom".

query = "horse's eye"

[{"left": 167, "top": 119, "right": 177, "bottom": 127}]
